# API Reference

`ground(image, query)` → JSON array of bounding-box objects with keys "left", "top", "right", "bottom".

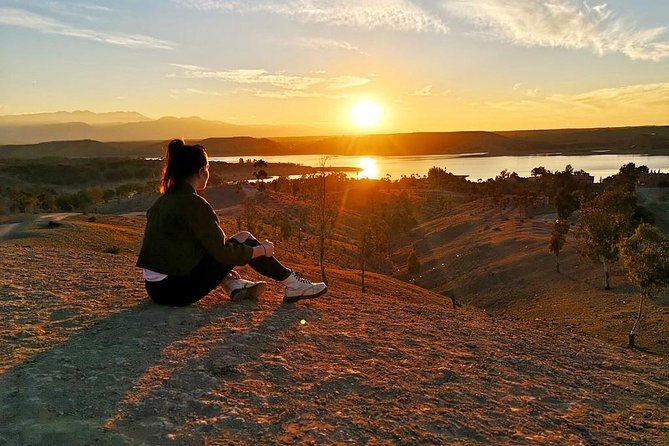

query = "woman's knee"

[{"left": 230, "top": 231, "right": 254, "bottom": 243}]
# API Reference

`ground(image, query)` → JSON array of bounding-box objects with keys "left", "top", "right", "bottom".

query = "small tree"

[
  {"left": 549, "top": 219, "right": 569, "bottom": 273},
  {"left": 407, "top": 249, "right": 421, "bottom": 283},
  {"left": 620, "top": 224, "right": 669, "bottom": 347},
  {"left": 576, "top": 188, "right": 637, "bottom": 289},
  {"left": 242, "top": 198, "right": 258, "bottom": 234},
  {"left": 356, "top": 215, "right": 387, "bottom": 292},
  {"left": 313, "top": 156, "right": 336, "bottom": 284}
]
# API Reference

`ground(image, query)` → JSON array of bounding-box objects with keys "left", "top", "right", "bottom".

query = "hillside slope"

[
  {"left": 0, "top": 216, "right": 667, "bottom": 444},
  {"left": 404, "top": 197, "right": 669, "bottom": 356}
]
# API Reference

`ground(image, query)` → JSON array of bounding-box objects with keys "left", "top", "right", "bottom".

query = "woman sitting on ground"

[{"left": 136, "top": 139, "right": 327, "bottom": 306}]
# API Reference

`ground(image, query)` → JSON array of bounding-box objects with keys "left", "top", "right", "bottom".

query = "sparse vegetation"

[
  {"left": 575, "top": 188, "right": 638, "bottom": 290},
  {"left": 103, "top": 245, "right": 121, "bottom": 254},
  {"left": 549, "top": 219, "right": 569, "bottom": 273},
  {"left": 620, "top": 224, "right": 669, "bottom": 347}
]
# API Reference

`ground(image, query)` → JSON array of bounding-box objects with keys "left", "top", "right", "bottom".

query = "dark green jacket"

[{"left": 136, "top": 182, "right": 253, "bottom": 276}]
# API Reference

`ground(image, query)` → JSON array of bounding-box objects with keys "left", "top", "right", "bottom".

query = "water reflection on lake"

[{"left": 210, "top": 153, "right": 669, "bottom": 182}]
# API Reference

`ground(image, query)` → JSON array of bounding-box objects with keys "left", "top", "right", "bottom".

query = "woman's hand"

[
  {"left": 260, "top": 240, "right": 275, "bottom": 257},
  {"left": 227, "top": 270, "right": 241, "bottom": 280},
  {"left": 251, "top": 240, "right": 275, "bottom": 258}
]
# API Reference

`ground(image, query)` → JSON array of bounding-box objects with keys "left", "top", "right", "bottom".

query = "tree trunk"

[
  {"left": 319, "top": 232, "right": 327, "bottom": 284},
  {"left": 361, "top": 261, "right": 366, "bottom": 292},
  {"left": 603, "top": 261, "right": 611, "bottom": 290},
  {"left": 555, "top": 252, "right": 560, "bottom": 273},
  {"left": 628, "top": 291, "right": 646, "bottom": 348}
]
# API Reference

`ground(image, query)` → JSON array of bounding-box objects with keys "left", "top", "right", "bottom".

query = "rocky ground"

[{"left": 0, "top": 216, "right": 668, "bottom": 445}]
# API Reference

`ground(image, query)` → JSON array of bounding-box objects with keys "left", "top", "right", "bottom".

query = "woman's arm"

[{"left": 188, "top": 198, "right": 254, "bottom": 266}]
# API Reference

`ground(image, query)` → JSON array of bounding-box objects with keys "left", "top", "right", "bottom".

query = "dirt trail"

[
  {"left": 1, "top": 235, "right": 667, "bottom": 445},
  {"left": 0, "top": 213, "right": 82, "bottom": 241}
]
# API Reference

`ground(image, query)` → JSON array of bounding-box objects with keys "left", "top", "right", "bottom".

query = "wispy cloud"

[
  {"left": 0, "top": 7, "right": 175, "bottom": 49},
  {"left": 170, "top": 63, "right": 209, "bottom": 71},
  {"left": 412, "top": 85, "right": 434, "bottom": 96},
  {"left": 40, "top": 1, "right": 114, "bottom": 20},
  {"left": 248, "top": 89, "right": 354, "bottom": 100},
  {"left": 410, "top": 85, "right": 451, "bottom": 96},
  {"left": 444, "top": 0, "right": 669, "bottom": 61},
  {"left": 548, "top": 82, "right": 669, "bottom": 109},
  {"left": 325, "top": 76, "right": 371, "bottom": 90},
  {"left": 486, "top": 82, "right": 669, "bottom": 112},
  {"left": 295, "top": 37, "right": 365, "bottom": 54},
  {"left": 169, "top": 66, "right": 371, "bottom": 91},
  {"left": 169, "top": 88, "right": 224, "bottom": 97},
  {"left": 75, "top": 3, "right": 113, "bottom": 13},
  {"left": 176, "top": 0, "right": 448, "bottom": 33}
]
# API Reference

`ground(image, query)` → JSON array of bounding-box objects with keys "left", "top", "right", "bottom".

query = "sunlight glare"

[
  {"left": 358, "top": 157, "right": 379, "bottom": 179},
  {"left": 351, "top": 101, "right": 382, "bottom": 129}
]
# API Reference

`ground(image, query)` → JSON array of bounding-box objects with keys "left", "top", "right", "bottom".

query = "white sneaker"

[
  {"left": 222, "top": 278, "right": 267, "bottom": 302},
  {"left": 282, "top": 271, "right": 328, "bottom": 303}
]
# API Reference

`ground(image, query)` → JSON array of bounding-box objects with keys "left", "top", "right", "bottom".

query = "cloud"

[
  {"left": 169, "top": 87, "right": 224, "bottom": 97},
  {"left": 175, "top": 0, "right": 448, "bottom": 33},
  {"left": 444, "top": 0, "right": 669, "bottom": 61},
  {"left": 170, "top": 63, "right": 209, "bottom": 71},
  {"left": 410, "top": 85, "right": 451, "bottom": 96},
  {"left": 486, "top": 82, "right": 669, "bottom": 112},
  {"left": 412, "top": 85, "right": 433, "bottom": 96},
  {"left": 548, "top": 82, "right": 669, "bottom": 109},
  {"left": 75, "top": 4, "right": 113, "bottom": 13},
  {"left": 295, "top": 37, "right": 365, "bottom": 54},
  {"left": 0, "top": 7, "right": 175, "bottom": 49},
  {"left": 525, "top": 88, "right": 540, "bottom": 97},
  {"left": 249, "top": 89, "right": 353, "bottom": 100},
  {"left": 170, "top": 66, "right": 372, "bottom": 91},
  {"left": 325, "top": 76, "right": 371, "bottom": 90}
]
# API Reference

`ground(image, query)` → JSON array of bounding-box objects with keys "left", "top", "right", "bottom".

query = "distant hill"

[
  {"left": 0, "top": 113, "right": 325, "bottom": 144},
  {"left": 279, "top": 131, "right": 550, "bottom": 156},
  {"left": 499, "top": 126, "right": 669, "bottom": 152},
  {"left": 1, "top": 125, "right": 668, "bottom": 159},
  {"left": 0, "top": 140, "right": 126, "bottom": 159},
  {"left": 0, "top": 110, "right": 152, "bottom": 126}
]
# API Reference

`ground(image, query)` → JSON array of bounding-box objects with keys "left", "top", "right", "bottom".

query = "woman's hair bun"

[{"left": 168, "top": 139, "right": 185, "bottom": 152}]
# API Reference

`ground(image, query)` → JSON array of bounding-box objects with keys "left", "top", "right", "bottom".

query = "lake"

[{"left": 210, "top": 153, "right": 669, "bottom": 182}]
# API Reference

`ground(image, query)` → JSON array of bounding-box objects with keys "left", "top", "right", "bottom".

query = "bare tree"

[{"left": 314, "top": 156, "right": 335, "bottom": 284}]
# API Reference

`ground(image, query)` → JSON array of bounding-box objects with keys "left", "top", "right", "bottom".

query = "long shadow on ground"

[{"left": 0, "top": 299, "right": 312, "bottom": 445}]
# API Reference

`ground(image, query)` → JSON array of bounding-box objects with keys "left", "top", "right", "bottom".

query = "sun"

[
  {"left": 351, "top": 100, "right": 382, "bottom": 129},
  {"left": 358, "top": 157, "right": 379, "bottom": 179}
]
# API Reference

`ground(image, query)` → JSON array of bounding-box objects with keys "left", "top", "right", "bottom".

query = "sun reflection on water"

[{"left": 358, "top": 157, "right": 379, "bottom": 179}]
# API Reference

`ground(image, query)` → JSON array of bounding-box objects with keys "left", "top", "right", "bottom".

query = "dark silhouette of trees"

[
  {"left": 620, "top": 223, "right": 669, "bottom": 347},
  {"left": 407, "top": 249, "right": 421, "bottom": 283},
  {"left": 554, "top": 187, "right": 579, "bottom": 219}
]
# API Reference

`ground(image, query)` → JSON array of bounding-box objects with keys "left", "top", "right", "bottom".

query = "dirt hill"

[
  {"left": 402, "top": 196, "right": 669, "bottom": 356},
  {"left": 1, "top": 215, "right": 667, "bottom": 444}
]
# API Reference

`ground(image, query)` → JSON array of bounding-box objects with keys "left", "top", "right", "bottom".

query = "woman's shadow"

[{"left": 0, "top": 298, "right": 315, "bottom": 444}]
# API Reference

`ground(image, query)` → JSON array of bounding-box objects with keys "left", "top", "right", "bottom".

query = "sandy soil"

[{"left": 1, "top": 217, "right": 668, "bottom": 445}]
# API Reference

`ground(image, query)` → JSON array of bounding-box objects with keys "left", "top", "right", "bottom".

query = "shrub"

[{"left": 103, "top": 245, "right": 121, "bottom": 254}]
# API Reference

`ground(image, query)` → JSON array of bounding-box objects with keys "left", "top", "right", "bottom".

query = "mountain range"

[
  {"left": 0, "top": 111, "right": 325, "bottom": 145},
  {"left": 0, "top": 111, "right": 667, "bottom": 159}
]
